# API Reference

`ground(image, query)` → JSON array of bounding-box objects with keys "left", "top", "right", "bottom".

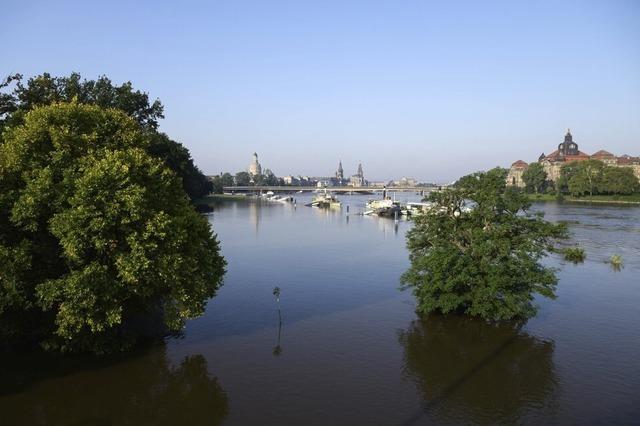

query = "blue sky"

[{"left": 3, "top": 0, "right": 639, "bottom": 181}]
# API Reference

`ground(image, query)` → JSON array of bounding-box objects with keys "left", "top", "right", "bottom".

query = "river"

[{"left": 1, "top": 195, "right": 639, "bottom": 425}]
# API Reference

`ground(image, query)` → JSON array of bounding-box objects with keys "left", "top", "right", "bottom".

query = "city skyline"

[{"left": 3, "top": 1, "right": 639, "bottom": 181}]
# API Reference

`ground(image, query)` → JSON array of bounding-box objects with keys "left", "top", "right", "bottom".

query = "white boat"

[
  {"left": 365, "top": 198, "right": 401, "bottom": 217},
  {"left": 405, "top": 202, "right": 432, "bottom": 216},
  {"left": 269, "top": 195, "right": 293, "bottom": 203},
  {"left": 307, "top": 188, "right": 341, "bottom": 208}
]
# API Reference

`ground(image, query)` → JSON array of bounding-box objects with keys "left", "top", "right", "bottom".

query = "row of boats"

[
  {"left": 306, "top": 189, "right": 431, "bottom": 217},
  {"left": 251, "top": 189, "right": 470, "bottom": 218}
]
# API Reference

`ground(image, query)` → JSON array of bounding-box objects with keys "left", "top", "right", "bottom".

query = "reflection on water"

[
  {"left": 0, "top": 345, "right": 228, "bottom": 426},
  {"left": 398, "top": 316, "right": 557, "bottom": 425}
]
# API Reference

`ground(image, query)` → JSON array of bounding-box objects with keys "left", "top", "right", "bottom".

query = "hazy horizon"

[{"left": 3, "top": 0, "right": 639, "bottom": 182}]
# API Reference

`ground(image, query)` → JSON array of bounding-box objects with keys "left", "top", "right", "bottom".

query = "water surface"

[{"left": 2, "top": 196, "right": 639, "bottom": 425}]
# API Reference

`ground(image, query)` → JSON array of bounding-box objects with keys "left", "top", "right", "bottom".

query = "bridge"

[{"left": 222, "top": 186, "right": 439, "bottom": 194}]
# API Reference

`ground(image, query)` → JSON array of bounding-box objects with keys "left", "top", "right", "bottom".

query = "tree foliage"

[
  {"left": 0, "top": 72, "right": 211, "bottom": 200},
  {"left": 566, "top": 159, "right": 604, "bottom": 197},
  {"left": 599, "top": 166, "right": 639, "bottom": 195},
  {"left": 559, "top": 159, "right": 639, "bottom": 196},
  {"left": 402, "top": 168, "right": 568, "bottom": 321},
  {"left": 234, "top": 171, "right": 251, "bottom": 186},
  {"left": 2, "top": 72, "right": 163, "bottom": 129},
  {"left": 0, "top": 103, "right": 225, "bottom": 353},
  {"left": 147, "top": 132, "right": 212, "bottom": 199},
  {"left": 521, "top": 162, "right": 547, "bottom": 194}
]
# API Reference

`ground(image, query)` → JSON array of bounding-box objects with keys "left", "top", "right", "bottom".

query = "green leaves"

[
  {"left": 0, "top": 103, "right": 225, "bottom": 353},
  {"left": 522, "top": 162, "right": 548, "bottom": 194},
  {"left": 1, "top": 72, "right": 211, "bottom": 201},
  {"left": 560, "top": 159, "right": 639, "bottom": 196},
  {"left": 402, "top": 168, "right": 568, "bottom": 322}
]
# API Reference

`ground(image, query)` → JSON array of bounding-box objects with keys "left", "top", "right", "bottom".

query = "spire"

[
  {"left": 336, "top": 160, "right": 344, "bottom": 180},
  {"left": 357, "top": 163, "right": 363, "bottom": 178},
  {"left": 564, "top": 129, "right": 572, "bottom": 143}
]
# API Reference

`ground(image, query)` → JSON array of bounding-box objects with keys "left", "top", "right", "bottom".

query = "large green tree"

[
  {"left": 0, "top": 102, "right": 225, "bottom": 353},
  {"left": 1, "top": 72, "right": 163, "bottom": 129},
  {"left": 402, "top": 168, "right": 567, "bottom": 321},
  {"left": 0, "top": 72, "right": 212, "bottom": 200},
  {"left": 600, "top": 166, "right": 639, "bottom": 195},
  {"left": 521, "top": 162, "right": 547, "bottom": 194},
  {"left": 566, "top": 159, "right": 604, "bottom": 197}
]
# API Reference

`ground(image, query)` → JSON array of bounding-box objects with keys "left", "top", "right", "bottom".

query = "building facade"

[
  {"left": 507, "top": 130, "right": 640, "bottom": 186},
  {"left": 506, "top": 160, "right": 529, "bottom": 188},
  {"left": 349, "top": 163, "right": 367, "bottom": 187}
]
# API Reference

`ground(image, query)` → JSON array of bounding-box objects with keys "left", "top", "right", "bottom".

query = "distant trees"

[
  {"left": 220, "top": 173, "right": 234, "bottom": 187},
  {"left": 0, "top": 72, "right": 211, "bottom": 200},
  {"left": 208, "top": 171, "right": 285, "bottom": 193},
  {"left": 210, "top": 176, "right": 224, "bottom": 194},
  {"left": 234, "top": 171, "right": 251, "bottom": 186},
  {"left": 402, "top": 168, "right": 568, "bottom": 321},
  {"left": 600, "top": 167, "right": 639, "bottom": 195},
  {"left": 521, "top": 163, "right": 547, "bottom": 194},
  {"left": 566, "top": 160, "right": 604, "bottom": 197},
  {"left": 560, "top": 159, "right": 639, "bottom": 197},
  {"left": 0, "top": 102, "right": 226, "bottom": 354}
]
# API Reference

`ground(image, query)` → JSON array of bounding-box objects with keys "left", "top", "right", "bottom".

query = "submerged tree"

[
  {"left": 402, "top": 168, "right": 568, "bottom": 321},
  {"left": 0, "top": 102, "right": 225, "bottom": 353}
]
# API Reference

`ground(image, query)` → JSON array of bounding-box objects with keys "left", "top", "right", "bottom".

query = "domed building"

[
  {"left": 506, "top": 160, "right": 529, "bottom": 188},
  {"left": 507, "top": 129, "right": 640, "bottom": 186},
  {"left": 248, "top": 152, "right": 262, "bottom": 176}
]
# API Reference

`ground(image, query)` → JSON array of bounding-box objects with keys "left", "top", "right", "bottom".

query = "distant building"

[
  {"left": 506, "top": 160, "right": 529, "bottom": 188},
  {"left": 314, "top": 177, "right": 334, "bottom": 187},
  {"left": 248, "top": 152, "right": 262, "bottom": 176},
  {"left": 507, "top": 129, "right": 640, "bottom": 186},
  {"left": 392, "top": 177, "right": 417, "bottom": 187},
  {"left": 336, "top": 160, "right": 344, "bottom": 180},
  {"left": 349, "top": 163, "right": 367, "bottom": 187},
  {"left": 283, "top": 175, "right": 297, "bottom": 185}
]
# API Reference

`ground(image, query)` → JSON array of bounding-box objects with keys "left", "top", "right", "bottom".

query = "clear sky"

[{"left": 3, "top": 0, "right": 639, "bottom": 182}]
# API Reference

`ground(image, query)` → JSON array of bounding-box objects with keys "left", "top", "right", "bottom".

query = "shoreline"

[{"left": 527, "top": 194, "right": 640, "bottom": 205}]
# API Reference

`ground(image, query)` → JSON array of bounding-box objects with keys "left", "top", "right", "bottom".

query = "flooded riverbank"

[{"left": 2, "top": 197, "right": 639, "bottom": 425}]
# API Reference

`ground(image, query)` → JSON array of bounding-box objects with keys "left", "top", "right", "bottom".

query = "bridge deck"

[{"left": 222, "top": 186, "right": 436, "bottom": 193}]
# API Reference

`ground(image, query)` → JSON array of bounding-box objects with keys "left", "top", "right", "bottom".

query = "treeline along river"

[{"left": 1, "top": 194, "right": 639, "bottom": 425}]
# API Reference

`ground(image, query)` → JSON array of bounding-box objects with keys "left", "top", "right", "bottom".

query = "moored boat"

[{"left": 307, "top": 188, "right": 341, "bottom": 208}]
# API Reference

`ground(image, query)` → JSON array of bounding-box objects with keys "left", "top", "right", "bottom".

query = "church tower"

[
  {"left": 336, "top": 160, "right": 344, "bottom": 180},
  {"left": 357, "top": 163, "right": 364, "bottom": 179}
]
